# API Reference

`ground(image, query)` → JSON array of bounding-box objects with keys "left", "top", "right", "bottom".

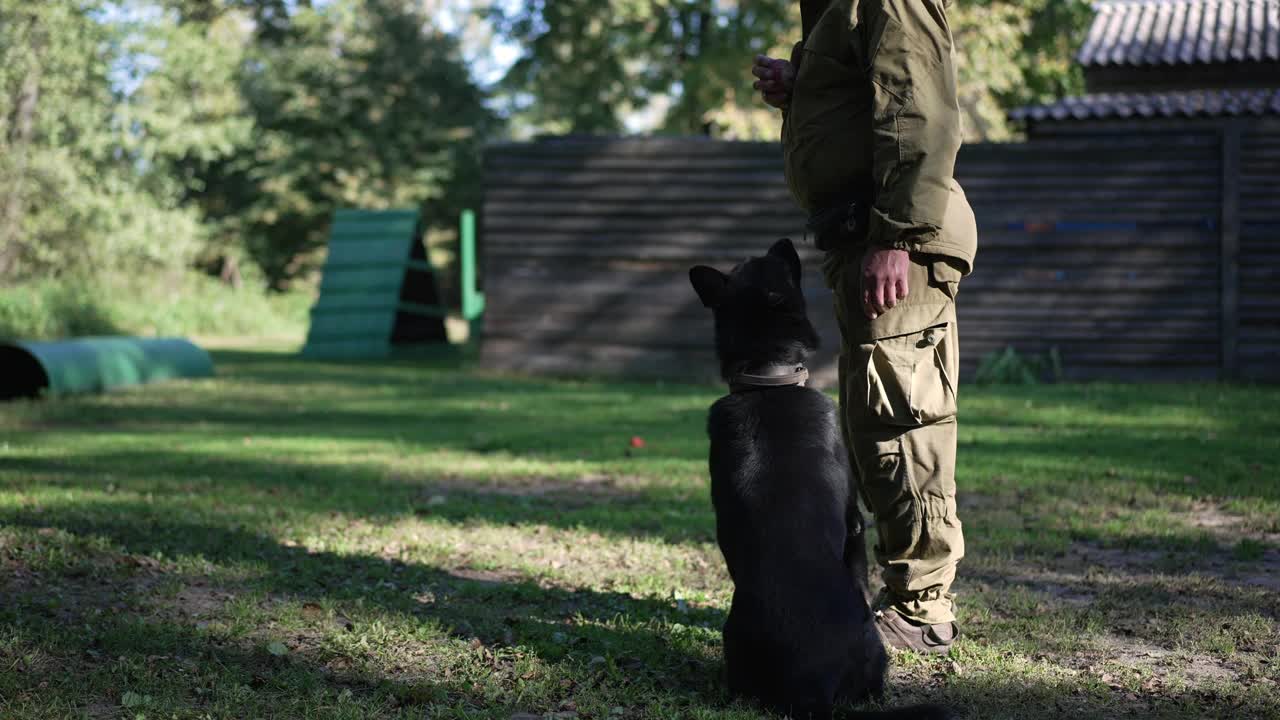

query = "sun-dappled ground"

[{"left": 1, "top": 341, "right": 1278, "bottom": 719}]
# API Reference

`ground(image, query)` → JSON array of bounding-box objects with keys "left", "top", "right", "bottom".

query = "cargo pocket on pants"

[
  {"left": 863, "top": 323, "right": 957, "bottom": 428},
  {"left": 860, "top": 440, "right": 920, "bottom": 563}
]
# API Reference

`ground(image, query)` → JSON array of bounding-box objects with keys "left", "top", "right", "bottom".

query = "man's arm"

[
  {"left": 865, "top": 0, "right": 962, "bottom": 252},
  {"left": 860, "top": 0, "right": 962, "bottom": 318}
]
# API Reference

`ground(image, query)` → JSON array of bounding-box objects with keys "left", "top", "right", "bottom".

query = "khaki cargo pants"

[{"left": 826, "top": 250, "right": 965, "bottom": 626}]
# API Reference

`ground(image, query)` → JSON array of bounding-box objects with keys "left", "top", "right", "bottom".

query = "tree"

[
  {"left": 492, "top": 0, "right": 1093, "bottom": 141},
  {"left": 188, "top": 0, "right": 497, "bottom": 288},
  {"left": 0, "top": 1, "right": 210, "bottom": 283},
  {"left": 0, "top": 0, "right": 497, "bottom": 292},
  {"left": 490, "top": 0, "right": 794, "bottom": 136},
  {"left": 951, "top": 0, "right": 1092, "bottom": 141},
  {"left": 119, "top": 3, "right": 257, "bottom": 283},
  {"left": 0, "top": 1, "right": 108, "bottom": 279}
]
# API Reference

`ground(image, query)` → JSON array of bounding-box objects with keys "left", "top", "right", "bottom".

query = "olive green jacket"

[{"left": 782, "top": 0, "right": 977, "bottom": 274}]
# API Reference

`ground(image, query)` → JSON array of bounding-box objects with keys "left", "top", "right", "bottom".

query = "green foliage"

[
  {"left": 951, "top": 0, "right": 1092, "bottom": 140},
  {"left": 191, "top": 0, "right": 496, "bottom": 288},
  {"left": 1016, "top": 0, "right": 1095, "bottom": 104},
  {"left": 491, "top": 0, "right": 794, "bottom": 136},
  {"left": 0, "top": 1, "right": 205, "bottom": 279},
  {"left": 973, "top": 345, "right": 1065, "bottom": 385},
  {"left": 0, "top": 0, "right": 497, "bottom": 303},
  {"left": 0, "top": 279, "right": 122, "bottom": 339},
  {"left": 0, "top": 273, "right": 310, "bottom": 341},
  {"left": 493, "top": 0, "right": 1094, "bottom": 141}
]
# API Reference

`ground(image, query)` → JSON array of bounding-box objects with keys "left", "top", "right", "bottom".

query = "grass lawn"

[{"left": 2, "top": 340, "right": 1278, "bottom": 719}]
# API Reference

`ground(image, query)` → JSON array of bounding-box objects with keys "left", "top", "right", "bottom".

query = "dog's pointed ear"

[
  {"left": 768, "top": 237, "right": 801, "bottom": 287},
  {"left": 689, "top": 266, "right": 728, "bottom": 308}
]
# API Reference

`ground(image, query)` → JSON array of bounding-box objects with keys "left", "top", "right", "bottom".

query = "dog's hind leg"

[{"left": 722, "top": 606, "right": 769, "bottom": 700}]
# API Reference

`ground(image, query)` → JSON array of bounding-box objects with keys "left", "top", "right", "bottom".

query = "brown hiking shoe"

[{"left": 874, "top": 609, "right": 958, "bottom": 655}]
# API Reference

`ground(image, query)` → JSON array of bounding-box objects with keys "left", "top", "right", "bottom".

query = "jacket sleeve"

[{"left": 863, "top": 0, "right": 962, "bottom": 251}]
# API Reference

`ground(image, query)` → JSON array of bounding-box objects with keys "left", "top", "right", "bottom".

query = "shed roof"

[
  {"left": 1011, "top": 87, "right": 1280, "bottom": 121},
  {"left": 1078, "top": 0, "right": 1280, "bottom": 68}
]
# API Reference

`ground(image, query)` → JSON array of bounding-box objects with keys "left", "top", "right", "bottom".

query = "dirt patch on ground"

[
  {"left": 432, "top": 474, "right": 645, "bottom": 497},
  {"left": 953, "top": 499, "right": 1280, "bottom": 692},
  {"left": 400, "top": 474, "right": 654, "bottom": 511},
  {"left": 1187, "top": 501, "right": 1280, "bottom": 541},
  {"left": 966, "top": 537, "right": 1280, "bottom": 612},
  {"left": 1071, "top": 511, "right": 1280, "bottom": 594},
  {"left": 958, "top": 496, "right": 1280, "bottom": 600},
  {"left": 1086, "top": 634, "right": 1239, "bottom": 681},
  {"left": 448, "top": 567, "right": 528, "bottom": 584},
  {"left": 170, "top": 583, "right": 236, "bottom": 620}
]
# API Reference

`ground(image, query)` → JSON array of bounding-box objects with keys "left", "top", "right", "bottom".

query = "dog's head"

[{"left": 688, "top": 238, "right": 820, "bottom": 378}]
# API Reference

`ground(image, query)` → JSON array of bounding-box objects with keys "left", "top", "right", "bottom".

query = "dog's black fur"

[{"left": 690, "top": 239, "right": 953, "bottom": 720}]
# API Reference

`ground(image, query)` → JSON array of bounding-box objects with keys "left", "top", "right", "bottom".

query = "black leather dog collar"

[{"left": 729, "top": 365, "right": 810, "bottom": 394}]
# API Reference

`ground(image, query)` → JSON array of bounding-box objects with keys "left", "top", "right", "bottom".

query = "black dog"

[{"left": 690, "top": 239, "right": 952, "bottom": 720}]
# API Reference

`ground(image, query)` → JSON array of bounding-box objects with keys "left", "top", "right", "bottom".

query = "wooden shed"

[
  {"left": 1014, "top": 0, "right": 1280, "bottom": 135},
  {"left": 1012, "top": 0, "right": 1280, "bottom": 380}
]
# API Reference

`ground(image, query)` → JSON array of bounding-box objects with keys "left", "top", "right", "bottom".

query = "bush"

[
  {"left": 972, "top": 346, "right": 1065, "bottom": 385},
  {"left": 0, "top": 273, "right": 311, "bottom": 341}
]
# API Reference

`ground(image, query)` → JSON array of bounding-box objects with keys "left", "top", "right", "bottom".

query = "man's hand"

[
  {"left": 751, "top": 55, "right": 794, "bottom": 109},
  {"left": 861, "top": 247, "right": 910, "bottom": 320}
]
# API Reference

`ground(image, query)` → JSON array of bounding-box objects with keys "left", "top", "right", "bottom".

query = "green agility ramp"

[
  {"left": 0, "top": 336, "right": 214, "bottom": 400},
  {"left": 302, "top": 208, "right": 450, "bottom": 359}
]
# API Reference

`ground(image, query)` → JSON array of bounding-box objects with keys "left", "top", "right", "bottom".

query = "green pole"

[{"left": 460, "top": 209, "right": 485, "bottom": 328}]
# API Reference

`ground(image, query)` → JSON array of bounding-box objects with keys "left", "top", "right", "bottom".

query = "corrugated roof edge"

[
  {"left": 1011, "top": 87, "right": 1280, "bottom": 121},
  {"left": 1077, "top": 0, "right": 1280, "bottom": 68}
]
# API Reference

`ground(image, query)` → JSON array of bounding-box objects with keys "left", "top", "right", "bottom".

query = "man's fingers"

[
  {"left": 883, "top": 279, "right": 898, "bottom": 310},
  {"left": 757, "top": 86, "right": 789, "bottom": 107},
  {"left": 859, "top": 247, "right": 911, "bottom": 320},
  {"left": 752, "top": 57, "right": 779, "bottom": 73},
  {"left": 864, "top": 277, "right": 887, "bottom": 318},
  {"left": 862, "top": 275, "right": 904, "bottom": 319},
  {"left": 751, "top": 58, "right": 793, "bottom": 106},
  {"left": 753, "top": 56, "right": 790, "bottom": 108}
]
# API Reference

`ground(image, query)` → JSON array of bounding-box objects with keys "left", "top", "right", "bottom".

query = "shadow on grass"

[
  {"left": 0, "top": 509, "right": 729, "bottom": 717},
  {"left": 4, "top": 509, "right": 1274, "bottom": 719},
  {"left": 1, "top": 447, "right": 717, "bottom": 546}
]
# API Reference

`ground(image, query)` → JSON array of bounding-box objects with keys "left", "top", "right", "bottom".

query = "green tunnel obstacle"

[{"left": 0, "top": 337, "right": 215, "bottom": 401}]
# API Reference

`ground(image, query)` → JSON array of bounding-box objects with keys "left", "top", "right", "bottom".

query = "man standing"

[{"left": 752, "top": 0, "right": 976, "bottom": 654}]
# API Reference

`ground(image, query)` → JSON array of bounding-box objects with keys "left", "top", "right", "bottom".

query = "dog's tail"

[{"left": 837, "top": 704, "right": 956, "bottom": 720}]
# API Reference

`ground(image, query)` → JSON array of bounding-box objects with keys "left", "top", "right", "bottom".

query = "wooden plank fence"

[
  {"left": 480, "top": 129, "right": 1279, "bottom": 385},
  {"left": 1240, "top": 123, "right": 1280, "bottom": 381}
]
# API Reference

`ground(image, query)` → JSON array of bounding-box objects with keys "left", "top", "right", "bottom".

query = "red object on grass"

[{"left": 630, "top": 436, "right": 646, "bottom": 449}]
